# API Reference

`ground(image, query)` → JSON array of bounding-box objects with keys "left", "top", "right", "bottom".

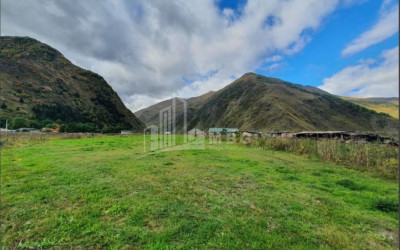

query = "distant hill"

[
  {"left": 136, "top": 73, "right": 398, "bottom": 134},
  {"left": 0, "top": 36, "right": 144, "bottom": 132},
  {"left": 135, "top": 91, "right": 216, "bottom": 128},
  {"left": 340, "top": 97, "right": 398, "bottom": 119}
]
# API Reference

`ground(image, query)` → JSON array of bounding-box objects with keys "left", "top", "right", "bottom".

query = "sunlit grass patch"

[{"left": 1, "top": 135, "right": 398, "bottom": 248}]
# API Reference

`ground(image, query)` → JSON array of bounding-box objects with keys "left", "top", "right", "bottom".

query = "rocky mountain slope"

[
  {"left": 0, "top": 36, "right": 144, "bottom": 132},
  {"left": 136, "top": 73, "right": 398, "bottom": 134}
]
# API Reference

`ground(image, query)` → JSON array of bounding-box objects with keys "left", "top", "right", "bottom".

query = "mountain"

[
  {"left": 340, "top": 97, "right": 399, "bottom": 119},
  {"left": 135, "top": 91, "right": 216, "bottom": 128},
  {"left": 0, "top": 36, "right": 144, "bottom": 132},
  {"left": 136, "top": 73, "right": 398, "bottom": 134}
]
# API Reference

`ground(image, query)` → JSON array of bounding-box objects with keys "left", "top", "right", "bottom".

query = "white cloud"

[
  {"left": 341, "top": 1, "right": 399, "bottom": 56},
  {"left": 264, "top": 55, "right": 283, "bottom": 62},
  {"left": 319, "top": 46, "right": 399, "bottom": 97},
  {"left": 3, "top": 0, "right": 340, "bottom": 111}
]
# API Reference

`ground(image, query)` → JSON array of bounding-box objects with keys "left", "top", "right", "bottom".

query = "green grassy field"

[{"left": 1, "top": 135, "right": 398, "bottom": 249}]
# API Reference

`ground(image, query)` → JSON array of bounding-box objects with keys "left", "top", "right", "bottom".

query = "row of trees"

[{"left": 0, "top": 117, "right": 130, "bottom": 133}]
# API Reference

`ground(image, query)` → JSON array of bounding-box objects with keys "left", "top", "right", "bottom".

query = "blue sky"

[
  {"left": 3, "top": 0, "right": 399, "bottom": 110},
  {"left": 253, "top": 0, "right": 399, "bottom": 89}
]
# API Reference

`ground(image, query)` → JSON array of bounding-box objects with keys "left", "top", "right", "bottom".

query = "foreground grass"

[{"left": 1, "top": 135, "right": 398, "bottom": 249}]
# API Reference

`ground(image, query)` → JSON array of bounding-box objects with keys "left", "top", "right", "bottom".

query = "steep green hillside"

[
  {"left": 0, "top": 36, "right": 144, "bottom": 132},
  {"left": 341, "top": 97, "right": 399, "bottom": 119},
  {"left": 195, "top": 73, "right": 398, "bottom": 132},
  {"left": 137, "top": 73, "right": 398, "bottom": 134}
]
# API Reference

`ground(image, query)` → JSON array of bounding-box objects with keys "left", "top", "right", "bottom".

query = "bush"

[
  {"left": 373, "top": 199, "right": 398, "bottom": 212},
  {"left": 32, "top": 103, "right": 84, "bottom": 123},
  {"left": 45, "top": 123, "right": 57, "bottom": 129},
  {"left": 10, "top": 117, "right": 31, "bottom": 129}
]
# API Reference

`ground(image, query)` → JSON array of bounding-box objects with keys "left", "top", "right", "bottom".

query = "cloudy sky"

[{"left": 2, "top": 0, "right": 399, "bottom": 111}]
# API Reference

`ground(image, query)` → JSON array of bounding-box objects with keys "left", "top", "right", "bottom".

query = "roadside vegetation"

[
  {"left": 246, "top": 137, "right": 399, "bottom": 179},
  {"left": 1, "top": 135, "right": 398, "bottom": 248}
]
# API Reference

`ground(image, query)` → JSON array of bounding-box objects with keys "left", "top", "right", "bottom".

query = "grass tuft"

[
  {"left": 336, "top": 179, "right": 365, "bottom": 191},
  {"left": 373, "top": 199, "right": 399, "bottom": 212}
]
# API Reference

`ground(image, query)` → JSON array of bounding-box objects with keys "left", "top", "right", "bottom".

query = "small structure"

[
  {"left": 16, "top": 128, "right": 39, "bottom": 132},
  {"left": 295, "top": 131, "right": 358, "bottom": 141},
  {"left": 209, "top": 128, "right": 239, "bottom": 135},
  {"left": 267, "top": 132, "right": 295, "bottom": 138},
  {"left": 242, "top": 131, "right": 262, "bottom": 138},
  {"left": 121, "top": 130, "right": 133, "bottom": 135},
  {"left": 188, "top": 128, "right": 204, "bottom": 136},
  {"left": 0, "top": 128, "right": 15, "bottom": 132},
  {"left": 293, "top": 131, "right": 397, "bottom": 144}
]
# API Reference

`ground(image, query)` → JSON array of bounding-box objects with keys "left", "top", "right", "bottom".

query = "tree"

[
  {"left": 10, "top": 117, "right": 30, "bottom": 129},
  {"left": 221, "top": 129, "right": 228, "bottom": 136}
]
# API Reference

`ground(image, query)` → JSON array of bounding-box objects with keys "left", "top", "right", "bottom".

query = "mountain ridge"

[
  {"left": 136, "top": 73, "right": 398, "bottom": 134},
  {"left": 0, "top": 36, "right": 144, "bottom": 132}
]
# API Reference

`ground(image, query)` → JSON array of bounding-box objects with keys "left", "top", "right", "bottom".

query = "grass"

[
  {"left": 341, "top": 96, "right": 399, "bottom": 119},
  {"left": 250, "top": 137, "right": 399, "bottom": 179},
  {"left": 1, "top": 135, "right": 399, "bottom": 248}
]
